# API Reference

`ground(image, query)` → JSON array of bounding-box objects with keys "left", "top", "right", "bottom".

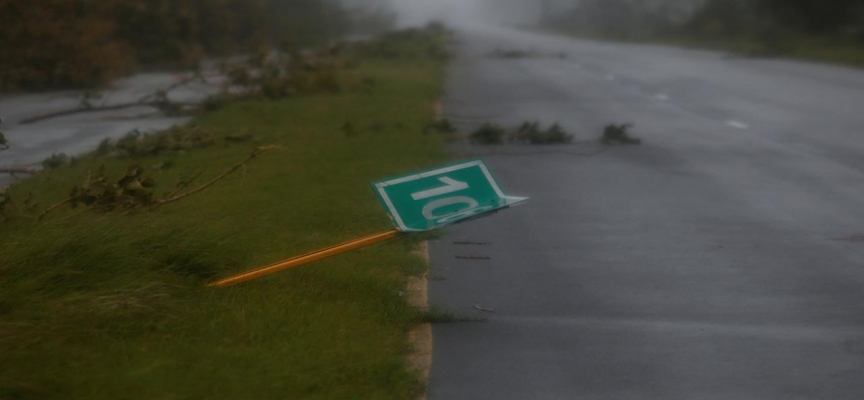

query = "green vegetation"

[
  {"left": 468, "top": 121, "right": 574, "bottom": 146},
  {"left": 352, "top": 24, "right": 451, "bottom": 62},
  {"left": 470, "top": 123, "right": 507, "bottom": 145},
  {"left": 670, "top": 0, "right": 864, "bottom": 64},
  {"left": 545, "top": 0, "right": 864, "bottom": 67},
  {"left": 0, "top": 0, "right": 349, "bottom": 90},
  {"left": 41, "top": 153, "right": 70, "bottom": 170},
  {"left": 510, "top": 121, "right": 573, "bottom": 145},
  {"left": 600, "top": 124, "right": 641, "bottom": 146},
  {"left": 0, "top": 28, "right": 449, "bottom": 399}
]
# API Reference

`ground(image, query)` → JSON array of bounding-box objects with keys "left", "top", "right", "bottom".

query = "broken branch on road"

[
  {"left": 19, "top": 74, "right": 207, "bottom": 125},
  {"left": 0, "top": 168, "right": 38, "bottom": 176},
  {"left": 473, "top": 304, "right": 495, "bottom": 313}
]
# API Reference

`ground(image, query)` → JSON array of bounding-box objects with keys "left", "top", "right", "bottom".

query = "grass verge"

[{"left": 0, "top": 37, "right": 448, "bottom": 399}]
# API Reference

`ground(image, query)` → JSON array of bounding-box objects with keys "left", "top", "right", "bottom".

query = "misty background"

[{"left": 2, "top": 0, "right": 863, "bottom": 91}]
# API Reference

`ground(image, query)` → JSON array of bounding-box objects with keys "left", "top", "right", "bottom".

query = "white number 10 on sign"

[{"left": 373, "top": 160, "right": 527, "bottom": 232}]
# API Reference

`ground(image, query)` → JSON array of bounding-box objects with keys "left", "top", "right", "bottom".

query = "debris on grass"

[
  {"left": 0, "top": 25, "right": 453, "bottom": 399},
  {"left": 216, "top": 26, "right": 449, "bottom": 104},
  {"left": 151, "top": 161, "right": 174, "bottom": 171},
  {"left": 224, "top": 131, "right": 254, "bottom": 143},
  {"left": 95, "top": 126, "right": 216, "bottom": 159},
  {"left": 42, "top": 153, "right": 70, "bottom": 169},
  {"left": 39, "top": 145, "right": 279, "bottom": 219}
]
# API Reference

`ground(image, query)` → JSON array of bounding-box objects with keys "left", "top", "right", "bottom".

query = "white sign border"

[{"left": 374, "top": 160, "right": 506, "bottom": 232}]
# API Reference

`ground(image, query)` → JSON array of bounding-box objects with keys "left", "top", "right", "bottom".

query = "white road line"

[
  {"left": 654, "top": 93, "right": 670, "bottom": 101},
  {"left": 726, "top": 120, "right": 750, "bottom": 129}
]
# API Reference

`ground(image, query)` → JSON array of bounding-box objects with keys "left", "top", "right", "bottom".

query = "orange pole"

[{"left": 208, "top": 229, "right": 404, "bottom": 288}]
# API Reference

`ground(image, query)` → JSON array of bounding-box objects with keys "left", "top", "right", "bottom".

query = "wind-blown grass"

[{"left": 0, "top": 52, "right": 446, "bottom": 398}]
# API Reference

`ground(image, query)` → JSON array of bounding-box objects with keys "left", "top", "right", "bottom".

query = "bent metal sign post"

[{"left": 209, "top": 160, "right": 527, "bottom": 287}]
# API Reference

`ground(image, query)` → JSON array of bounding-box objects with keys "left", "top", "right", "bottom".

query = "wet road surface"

[
  {"left": 0, "top": 69, "right": 223, "bottom": 188},
  {"left": 429, "top": 25, "right": 864, "bottom": 399}
]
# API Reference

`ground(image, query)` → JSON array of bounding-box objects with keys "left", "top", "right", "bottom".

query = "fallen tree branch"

[
  {"left": 38, "top": 197, "right": 75, "bottom": 220},
  {"left": 136, "top": 74, "right": 204, "bottom": 104},
  {"left": 20, "top": 101, "right": 198, "bottom": 124},
  {"left": 473, "top": 304, "right": 495, "bottom": 313},
  {"left": 151, "top": 145, "right": 279, "bottom": 209},
  {"left": 0, "top": 168, "right": 38, "bottom": 175},
  {"left": 20, "top": 74, "right": 206, "bottom": 125},
  {"left": 37, "top": 170, "right": 92, "bottom": 220},
  {"left": 37, "top": 145, "right": 278, "bottom": 220},
  {"left": 164, "top": 171, "right": 204, "bottom": 200}
]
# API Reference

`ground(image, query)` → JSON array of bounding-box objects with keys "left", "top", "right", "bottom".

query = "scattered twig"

[
  {"left": 38, "top": 197, "right": 75, "bottom": 220},
  {"left": 473, "top": 304, "right": 495, "bottom": 313},
  {"left": 37, "top": 145, "right": 278, "bottom": 220},
  {"left": 38, "top": 170, "right": 93, "bottom": 220},
  {"left": 151, "top": 145, "right": 279, "bottom": 209},
  {"left": 456, "top": 255, "right": 491, "bottom": 260},
  {"left": 164, "top": 171, "right": 204, "bottom": 199}
]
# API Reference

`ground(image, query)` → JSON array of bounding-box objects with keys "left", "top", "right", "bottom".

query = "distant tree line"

[
  {"left": 543, "top": 0, "right": 703, "bottom": 39},
  {"left": 546, "top": 0, "right": 864, "bottom": 46},
  {"left": 685, "top": 0, "right": 864, "bottom": 37},
  {"left": 0, "top": 0, "right": 350, "bottom": 91}
]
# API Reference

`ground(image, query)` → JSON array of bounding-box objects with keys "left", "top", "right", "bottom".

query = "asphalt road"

[{"left": 429, "top": 25, "right": 864, "bottom": 399}]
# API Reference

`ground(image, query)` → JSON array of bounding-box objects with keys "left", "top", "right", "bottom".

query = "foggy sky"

[
  {"left": 376, "top": 0, "right": 705, "bottom": 28},
  {"left": 387, "top": 0, "right": 486, "bottom": 27},
  {"left": 369, "top": 0, "right": 560, "bottom": 27}
]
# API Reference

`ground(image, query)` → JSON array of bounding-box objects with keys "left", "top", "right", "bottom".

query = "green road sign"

[{"left": 372, "top": 160, "right": 528, "bottom": 232}]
